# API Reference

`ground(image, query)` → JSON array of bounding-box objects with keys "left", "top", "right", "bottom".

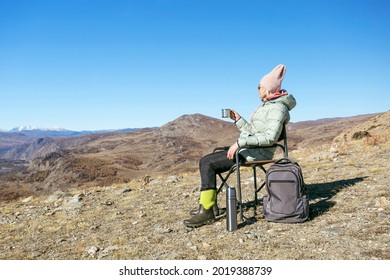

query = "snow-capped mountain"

[
  {"left": 4, "top": 125, "right": 140, "bottom": 138},
  {"left": 5, "top": 125, "right": 77, "bottom": 138},
  {"left": 9, "top": 125, "right": 68, "bottom": 132}
]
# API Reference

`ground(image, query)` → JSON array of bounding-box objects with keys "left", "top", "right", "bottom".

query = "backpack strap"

[{"left": 274, "top": 157, "right": 296, "bottom": 165}]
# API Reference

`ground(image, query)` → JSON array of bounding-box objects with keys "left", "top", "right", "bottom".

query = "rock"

[
  {"left": 70, "top": 194, "right": 83, "bottom": 203},
  {"left": 245, "top": 232, "right": 258, "bottom": 239},
  {"left": 98, "top": 246, "right": 119, "bottom": 259},
  {"left": 142, "top": 175, "right": 152, "bottom": 185},
  {"left": 371, "top": 197, "right": 389, "bottom": 209},
  {"left": 148, "top": 178, "right": 162, "bottom": 186},
  {"left": 86, "top": 246, "right": 99, "bottom": 256},
  {"left": 156, "top": 227, "right": 173, "bottom": 234},
  {"left": 62, "top": 194, "right": 84, "bottom": 213},
  {"left": 379, "top": 197, "right": 389, "bottom": 207},
  {"left": 378, "top": 212, "right": 388, "bottom": 219},
  {"left": 186, "top": 242, "right": 198, "bottom": 251},
  {"left": 45, "top": 208, "right": 61, "bottom": 216},
  {"left": 166, "top": 176, "right": 180, "bottom": 184},
  {"left": 122, "top": 188, "right": 132, "bottom": 193},
  {"left": 45, "top": 194, "right": 61, "bottom": 203},
  {"left": 352, "top": 131, "right": 371, "bottom": 140},
  {"left": 189, "top": 245, "right": 198, "bottom": 251},
  {"left": 22, "top": 196, "right": 33, "bottom": 203}
]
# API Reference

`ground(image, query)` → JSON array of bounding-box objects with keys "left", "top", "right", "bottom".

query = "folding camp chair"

[{"left": 213, "top": 124, "right": 288, "bottom": 222}]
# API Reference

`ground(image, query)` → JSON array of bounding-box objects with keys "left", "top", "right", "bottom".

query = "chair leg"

[
  {"left": 216, "top": 174, "right": 226, "bottom": 195},
  {"left": 236, "top": 164, "right": 244, "bottom": 221},
  {"left": 216, "top": 165, "right": 236, "bottom": 195},
  {"left": 257, "top": 165, "right": 267, "bottom": 194},
  {"left": 253, "top": 166, "right": 258, "bottom": 214},
  {"left": 253, "top": 167, "right": 258, "bottom": 204},
  {"left": 254, "top": 165, "right": 267, "bottom": 213}
]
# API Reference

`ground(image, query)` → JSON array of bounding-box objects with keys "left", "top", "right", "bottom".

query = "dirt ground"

[{"left": 1, "top": 134, "right": 389, "bottom": 260}]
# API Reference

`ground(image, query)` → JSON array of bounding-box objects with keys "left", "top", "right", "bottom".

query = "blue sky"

[{"left": 1, "top": 0, "right": 389, "bottom": 131}]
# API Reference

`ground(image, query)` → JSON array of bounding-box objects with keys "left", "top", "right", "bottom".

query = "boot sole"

[
  {"left": 183, "top": 218, "right": 216, "bottom": 228},
  {"left": 190, "top": 210, "right": 224, "bottom": 217}
]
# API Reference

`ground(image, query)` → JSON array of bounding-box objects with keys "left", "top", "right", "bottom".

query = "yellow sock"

[{"left": 199, "top": 189, "right": 216, "bottom": 210}]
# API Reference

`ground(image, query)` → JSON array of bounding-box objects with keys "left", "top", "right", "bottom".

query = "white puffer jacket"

[{"left": 235, "top": 94, "right": 296, "bottom": 161}]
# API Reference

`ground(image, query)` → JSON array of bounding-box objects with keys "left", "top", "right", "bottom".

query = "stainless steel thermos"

[{"left": 226, "top": 186, "right": 237, "bottom": 231}]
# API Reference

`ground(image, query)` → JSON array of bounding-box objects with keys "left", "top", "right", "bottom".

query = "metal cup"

[{"left": 221, "top": 109, "right": 231, "bottom": 118}]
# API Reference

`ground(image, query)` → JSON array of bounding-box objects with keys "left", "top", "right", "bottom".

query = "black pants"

[{"left": 199, "top": 150, "right": 244, "bottom": 191}]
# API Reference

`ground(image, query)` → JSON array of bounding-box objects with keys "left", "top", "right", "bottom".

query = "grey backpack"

[{"left": 263, "top": 158, "right": 309, "bottom": 223}]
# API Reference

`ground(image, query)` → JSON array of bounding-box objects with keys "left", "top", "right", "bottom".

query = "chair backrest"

[{"left": 277, "top": 124, "right": 288, "bottom": 158}]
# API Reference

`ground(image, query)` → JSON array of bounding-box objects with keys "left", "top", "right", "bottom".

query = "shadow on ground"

[{"left": 306, "top": 177, "right": 367, "bottom": 220}]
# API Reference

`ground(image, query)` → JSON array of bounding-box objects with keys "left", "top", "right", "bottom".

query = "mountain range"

[
  {"left": 0, "top": 111, "right": 386, "bottom": 201},
  {"left": 2, "top": 126, "right": 144, "bottom": 139},
  {"left": 9, "top": 125, "right": 67, "bottom": 132},
  {"left": 0, "top": 126, "right": 147, "bottom": 157}
]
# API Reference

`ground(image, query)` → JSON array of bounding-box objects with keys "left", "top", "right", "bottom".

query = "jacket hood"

[{"left": 268, "top": 94, "right": 296, "bottom": 111}]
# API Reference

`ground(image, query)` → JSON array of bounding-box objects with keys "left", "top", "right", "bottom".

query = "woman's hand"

[
  {"left": 227, "top": 142, "right": 239, "bottom": 160},
  {"left": 229, "top": 110, "right": 241, "bottom": 121}
]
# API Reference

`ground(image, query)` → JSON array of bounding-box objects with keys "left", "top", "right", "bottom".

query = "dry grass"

[{"left": 1, "top": 112, "right": 389, "bottom": 260}]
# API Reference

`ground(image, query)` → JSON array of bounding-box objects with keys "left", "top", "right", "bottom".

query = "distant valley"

[
  {"left": 0, "top": 112, "right": 384, "bottom": 201},
  {"left": 0, "top": 127, "right": 147, "bottom": 157}
]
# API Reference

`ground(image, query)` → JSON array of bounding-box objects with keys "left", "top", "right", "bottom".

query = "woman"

[{"left": 183, "top": 64, "right": 296, "bottom": 228}]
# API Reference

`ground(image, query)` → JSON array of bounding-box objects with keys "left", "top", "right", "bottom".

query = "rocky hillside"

[
  {"left": 287, "top": 113, "right": 378, "bottom": 150},
  {"left": 0, "top": 132, "right": 35, "bottom": 157},
  {"left": 0, "top": 111, "right": 389, "bottom": 260},
  {"left": 0, "top": 112, "right": 384, "bottom": 202}
]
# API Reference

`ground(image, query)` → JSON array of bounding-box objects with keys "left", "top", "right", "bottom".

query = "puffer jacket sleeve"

[
  {"left": 236, "top": 104, "right": 288, "bottom": 147},
  {"left": 235, "top": 117, "right": 252, "bottom": 134}
]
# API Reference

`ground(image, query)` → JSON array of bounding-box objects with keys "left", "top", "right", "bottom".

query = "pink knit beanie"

[{"left": 259, "top": 64, "right": 286, "bottom": 93}]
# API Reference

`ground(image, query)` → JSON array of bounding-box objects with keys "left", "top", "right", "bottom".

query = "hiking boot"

[
  {"left": 183, "top": 205, "right": 216, "bottom": 228},
  {"left": 190, "top": 203, "right": 222, "bottom": 217}
]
